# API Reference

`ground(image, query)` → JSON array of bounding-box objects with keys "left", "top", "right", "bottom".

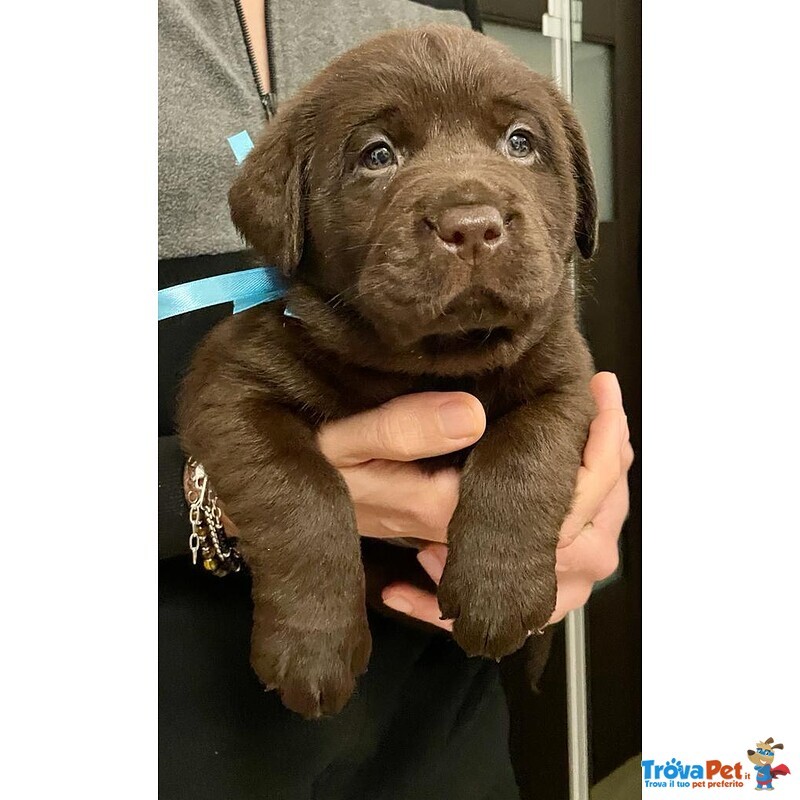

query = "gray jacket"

[{"left": 158, "top": 0, "right": 470, "bottom": 260}]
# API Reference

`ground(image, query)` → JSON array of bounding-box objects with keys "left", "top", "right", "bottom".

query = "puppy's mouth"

[
  {"left": 419, "top": 325, "right": 515, "bottom": 355},
  {"left": 412, "top": 287, "right": 521, "bottom": 355}
]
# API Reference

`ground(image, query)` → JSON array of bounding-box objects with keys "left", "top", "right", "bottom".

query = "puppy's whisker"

[
  {"left": 327, "top": 291, "right": 350, "bottom": 309},
  {"left": 331, "top": 241, "right": 395, "bottom": 256},
  {"left": 322, "top": 284, "right": 361, "bottom": 311}
]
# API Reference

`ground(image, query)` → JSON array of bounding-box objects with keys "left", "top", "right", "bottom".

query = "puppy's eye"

[
  {"left": 506, "top": 129, "right": 537, "bottom": 160},
  {"left": 361, "top": 141, "right": 396, "bottom": 170}
]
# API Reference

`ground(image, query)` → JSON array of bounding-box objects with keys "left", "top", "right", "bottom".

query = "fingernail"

[
  {"left": 607, "top": 372, "right": 622, "bottom": 403},
  {"left": 417, "top": 548, "right": 445, "bottom": 579},
  {"left": 383, "top": 595, "right": 413, "bottom": 615},
  {"left": 438, "top": 400, "right": 480, "bottom": 439}
]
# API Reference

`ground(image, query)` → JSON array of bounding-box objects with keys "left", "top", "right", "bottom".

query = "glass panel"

[{"left": 483, "top": 22, "right": 614, "bottom": 222}]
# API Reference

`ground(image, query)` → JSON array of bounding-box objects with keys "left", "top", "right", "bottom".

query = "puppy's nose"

[{"left": 433, "top": 205, "right": 505, "bottom": 262}]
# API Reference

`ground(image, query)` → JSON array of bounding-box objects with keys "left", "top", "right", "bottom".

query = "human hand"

[
  {"left": 317, "top": 392, "right": 486, "bottom": 541},
  {"left": 381, "top": 372, "right": 634, "bottom": 629},
  {"left": 195, "top": 392, "right": 485, "bottom": 552}
]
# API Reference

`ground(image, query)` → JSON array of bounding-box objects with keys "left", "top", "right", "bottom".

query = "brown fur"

[{"left": 178, "top": 25, "right": 598, "bottom": 718}]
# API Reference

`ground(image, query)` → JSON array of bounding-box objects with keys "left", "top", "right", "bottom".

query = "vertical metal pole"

[
  {"left": 565, "top": 609, "right": 589, "bottom": 800},
  {"left": 554, "top": 2, "right": 574, "bottom": 105},
  {"left": 548, "top": 3, "right": 590, "bottom": 800}
]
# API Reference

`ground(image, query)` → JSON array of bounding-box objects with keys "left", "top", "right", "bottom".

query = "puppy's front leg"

[
  {"left": 437, "top": 386, "right": 593, "bottom": 659},
  {"left": 183, "top": 400, "right": 370, "bottom": 718}
]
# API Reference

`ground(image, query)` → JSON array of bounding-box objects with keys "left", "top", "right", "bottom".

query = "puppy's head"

[{"left": 230, "top": 25, "right": 597, "bottom": 375}]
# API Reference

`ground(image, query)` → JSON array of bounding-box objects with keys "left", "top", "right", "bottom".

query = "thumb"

[{"left": 318, "top": 392, "right": 486, "bottom": 467}]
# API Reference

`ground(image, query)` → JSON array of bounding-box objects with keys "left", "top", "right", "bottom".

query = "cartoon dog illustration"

[{"left": 747, "top": 738, "right": 791, "bottom": 791}]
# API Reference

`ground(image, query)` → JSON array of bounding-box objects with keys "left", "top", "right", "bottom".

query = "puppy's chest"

[{"left": 296, "top": 362, "right": 518, "bottom": 427}]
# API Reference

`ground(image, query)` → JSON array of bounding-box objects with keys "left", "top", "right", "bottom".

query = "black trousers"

[{"left": 159, "top": 558, "right": 521, "bottom": 800}]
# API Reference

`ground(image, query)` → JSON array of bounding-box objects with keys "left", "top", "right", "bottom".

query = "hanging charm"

[{"left": 185, "top": 459, "right": 244, "bottom": 577}]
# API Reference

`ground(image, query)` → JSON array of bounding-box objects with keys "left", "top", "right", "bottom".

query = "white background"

[
  {"left": 0, "top": 1, "right": 798, "bottom": 797},
  {"left": 643, "top": 2, "right": 799, "bottom": 797}
]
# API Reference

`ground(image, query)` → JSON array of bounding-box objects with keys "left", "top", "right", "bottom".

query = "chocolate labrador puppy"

[{"left": 178, "top": 24, "right": 597, "bottom": 719}]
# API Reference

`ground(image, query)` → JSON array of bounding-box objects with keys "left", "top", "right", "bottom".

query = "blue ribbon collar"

[
  {"left": 158, "top": 266, "right": 289, "bottom": 321},
  {"left": 159, "top": 132, "right": 293, "bottom": 322}
]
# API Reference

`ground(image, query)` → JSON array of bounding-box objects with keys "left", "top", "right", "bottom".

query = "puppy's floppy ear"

[
  {"left": 547, "top": 87, "right": 598, "bottom": 260},
  {"left": 228, "top": 100, "right": 310, "bottom": 275}
]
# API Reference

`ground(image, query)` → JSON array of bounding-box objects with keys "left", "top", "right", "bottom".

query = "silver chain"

[{"left": 186, "top": 459, "right": 242, "bottom": 575}]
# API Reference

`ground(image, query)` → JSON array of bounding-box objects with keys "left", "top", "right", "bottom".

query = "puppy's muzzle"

[
  {"left": 427, "top": 204, "right": 507, "bottom": 264},
  {"left": 419, "top": 286, "right": 517, "bottom": 353}
]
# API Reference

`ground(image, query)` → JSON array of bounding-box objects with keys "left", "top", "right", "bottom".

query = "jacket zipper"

[{"left": 233, "top": 0, "right": 277, "bottom": 119}]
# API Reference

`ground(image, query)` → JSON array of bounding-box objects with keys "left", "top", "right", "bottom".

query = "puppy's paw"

[
  {"left": 251, "top": 616, "right": 372, "bottom": 719},
  {"left": 437, "top": 554, "right": 556, "bottom": 660}
]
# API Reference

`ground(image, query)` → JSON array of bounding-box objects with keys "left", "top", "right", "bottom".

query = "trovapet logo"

[
  {"left": 641, "top": 758, "right": 746, "bottom": 790},
  {"left": 642, "top": 737, "right": 791, "bottom": 792},
  {"left": 746, "top": 737, "right": 791, "bottom": 791}
]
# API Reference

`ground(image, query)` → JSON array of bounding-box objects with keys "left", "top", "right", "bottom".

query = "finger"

[
  {"left": 318, "top": 392, "right": 486, "bottom": 467},
  {"left": 344, "top": 463, "right": 457, "bottom": 542},
  {"left": 416, "top": 544, "right": 448, "bottom": 585},
  {"left": 622, "top": 439, "right": 635, "bottom": 472},
  {"left": 558, "top": 384, "right": 630, "bottom": 547},
  {"left": 555, "top": 515, "right": 621, "bottom": 583},
  {"left": 556, "top": 475, "right": 630, "bottom": 569},
  {"left": 382, "top": 583, "right": 453, "bottom": 631},
  {"left": 550, "top": 579, "right": 593, "bottom": 625},
  {"left": 583, "top": 477, "right": 630, "bottom": 576},
  {"left": 551, "top": 491, "right": 627, "bottom": 621},
  {"left": 558, "top": 448, "right": 630, "bottom": 549},
  {"left": 589, "top": 370, "right": 629, "bottom": 453},
  {"left": 556, "top": 476, "right": 629, "bottom": 582},
  {"left": 589, "top": 371, "right": 624, "bottom": 414},
  {"left": 356, "top": 514, "right": 450, "bottom": 543}
]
